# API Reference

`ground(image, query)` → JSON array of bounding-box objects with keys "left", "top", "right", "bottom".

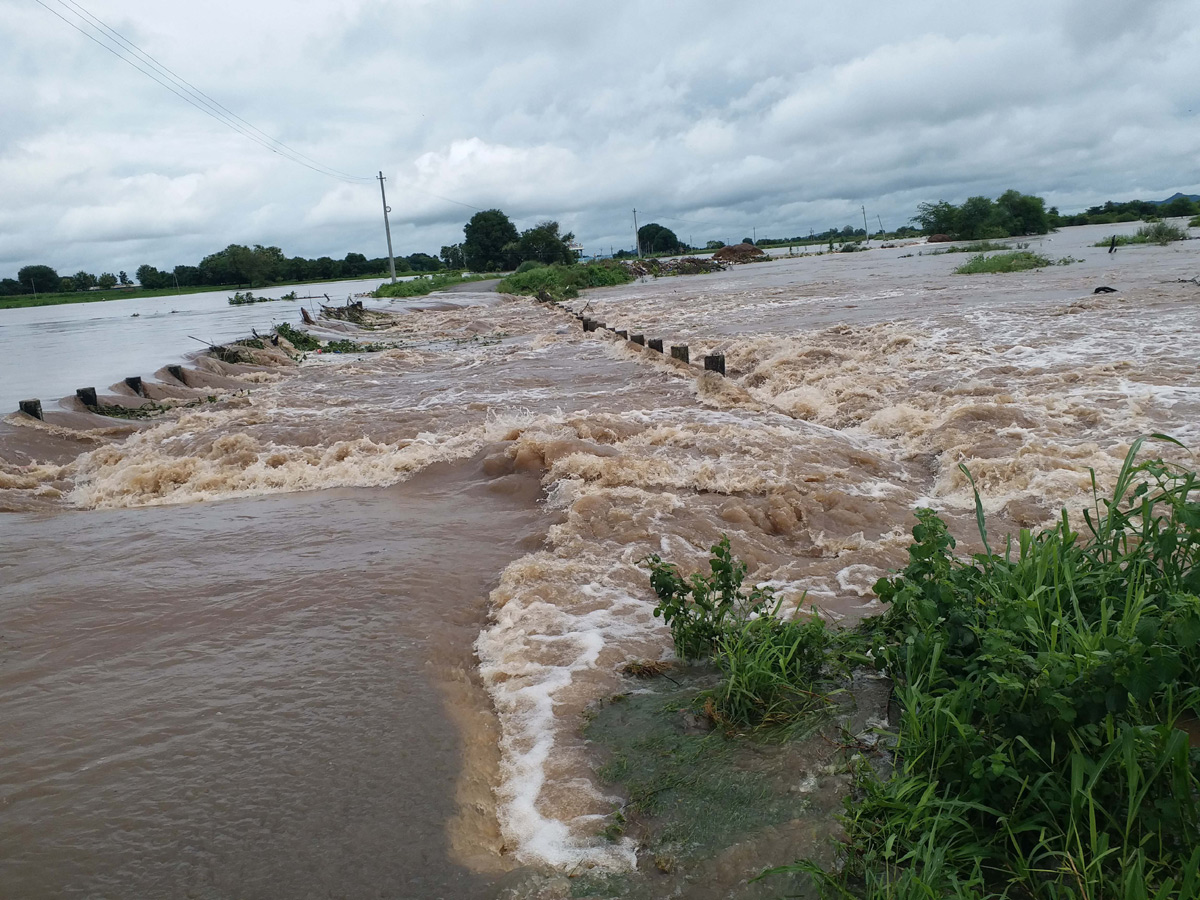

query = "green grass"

[
  {"left": 372, "top": 272, "right": 493, "bottom": 299},
  {"left": 1189, "top": 215, "right": 1200, "bottom": 228},
  {"left": 641, "top": 438, "right": 1200, "bottom": 898},
  {"left": 496, "top": 261, "right": 634, "bottom": 301},
  {"left": 953, "top": 251, "right": 1056, "bottom": 274},
  {"left": 770, "top": 437, "right": 1200, "bottom": 898},
  {"left": 1094, "top": 222, "right": 1189, "bottom": 248}
]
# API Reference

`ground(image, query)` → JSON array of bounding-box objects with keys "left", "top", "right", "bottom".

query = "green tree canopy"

[
  {"left": 517, "top": 220, "right": 576, "bottom": 265},
  {"left": 17, "top": 265, "right": 60, "bottom": 293},
  {"left": 638, "top": 223, "right": 682, "bottom": 254},
  {"left": 463, "top": 209, "right": 519, "bottom": 271}
]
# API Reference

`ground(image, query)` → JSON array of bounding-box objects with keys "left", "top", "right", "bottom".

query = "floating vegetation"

[
  {"left": 92, "top": 395, "right": 219, "bottom": 419},
  {"left": 273, "top": 323, "right": 321, "bottom": 351},
  {"left": 953, "top": 251, "right": 1063, "bottom": 274},
  {"left": 227, "top": 291, "right": 295, "bottom": 305},
  {"left": 1095, "top": 223, "right": 1190, "bottom": 247}
]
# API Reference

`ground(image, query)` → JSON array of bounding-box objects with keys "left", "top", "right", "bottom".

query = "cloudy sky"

[{"left": 2, "top": 0, "right": 1198, "bottom": 277}]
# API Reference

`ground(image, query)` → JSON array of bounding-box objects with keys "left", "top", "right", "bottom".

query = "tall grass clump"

[
  {"left": 1189, "top": 215, "right": 1200, "bottom": 228},
  {"left": 953, "top": 251, "right": 1054, "bottom": 274},
  {"left": 373, "top": 272, "right": 491, "bottom": 298},
  {"left": 781, "top": 437, "right": 1200, "bottom": 898},
  {"left": 1095, "top": 223, "right": 1189, "bottom": 248},
  {"left": 497, "top": 261, "right": 634, "bottom": 301},
  {"left": 642, "top": 537, "right": 832, "bottom": 728}
]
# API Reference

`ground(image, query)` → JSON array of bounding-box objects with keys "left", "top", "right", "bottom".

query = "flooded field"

[{"left": 2, "top": 222, "right": 1197, "bottom": 897}]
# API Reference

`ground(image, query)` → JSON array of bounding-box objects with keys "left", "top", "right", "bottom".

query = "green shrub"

[
  {"left": 496, "top": 261, "right": 633, "bottom": 301},
  {"left": 1189, "top": 215, "right": 1200, "bottom": 228},
  {"left": 1138, "top": 221, "right": 1189, "bottom": 244},
  {"left": 373, "top": 272, "right": 490, "bottom": 298},
  {"left": 786, "top": 438, "right": 1200, "bottom": 898},
  {"left": 1096, "top": 223, "right": 1189, "bottom": 248},
  {"left": 953, "top": 251, "right": 1053, "bottom": 274},
  {"left": 643, "top": 536, "right": 773, "bottom": 660},
  {"left": 274, "top": 322, "right": 320, "bottom": 350},
  {"left": 514, "top": 260, "right": 545, "bottom": 274}
]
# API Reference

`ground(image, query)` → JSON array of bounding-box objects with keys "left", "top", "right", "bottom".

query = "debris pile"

[
  {"left": 625, "top": 257, "right": 728, "bottom": 278},
  {"left": 712, "top": 242, "right": 767, "bottom": 263}
]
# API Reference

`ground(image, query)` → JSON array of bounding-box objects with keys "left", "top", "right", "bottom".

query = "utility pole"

[
  {"left": 30, "top": 279, "right": 36, "bottom": 299},
  {"left": 378, "top": 171, "right": 397, "bottom": 283},
  {"left": 753, "top": 226, "right": 756, "bottom": 244},
  {"left": 633, "top": 209, "right": 642, "bottom": 258},
  {"left": 862, "top": 205, "right": 869, "bottom": 244},
  {"left": 877, "top": 214, "right": 884, "bottom": 235}
]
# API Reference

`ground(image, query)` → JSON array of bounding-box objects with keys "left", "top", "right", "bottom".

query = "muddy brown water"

[
  {"left": 2, "top": 222, "right": 1199, "bottom": 895},
  {"left": 1, "top": 462, "right": 544, "bottom": 899}
]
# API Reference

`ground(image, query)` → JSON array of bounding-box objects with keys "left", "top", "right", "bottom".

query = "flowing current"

[{"left": 2, "top": 222, "right": 1198, "bottom": 896}]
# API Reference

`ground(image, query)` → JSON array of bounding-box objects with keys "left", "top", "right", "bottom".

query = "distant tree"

[
  {"left": 60, "top": 277, "right": 76, "bottom": 292},
  {"left": 440, "top": 244, "right": 465, "bottom": 269},
  {"left": 118, "top": 270, "right": 131, "bottom": 285},
  {"left": 1161, "top": 196, "right": 1198, "bottom": 217},
  {"left": 405, "top": 252, "right": 442, "bottom": 272},
  {"left": 956, "top": 196, "right": 998, "bottom": 240},
  {"left": 1, "top": 277, "right": 25, "bottom": 295},
  {"left": 462, "top": 209, "right": 519, "bottom": 271},
  {"left": 705, "top": 240, "right": 726, "bottom": 250},
  {"left": 136, "top": 264, "right": 169, "bottom": 288},
  {"left": 18, "top": 265, "right": 60, "bottom": 293},
  {"left": 173, "top": 265, "right": 201, "bottom": 287},
  {"left": 742, "top": 236, "right": 755, "bottom": 246},
  {"left": 342, "top": 252, "right": 370, "bottom": 277},
  {"left": 517, "top": 220, "right": 576, "bottom": 265},
  {"left": 995, "top": 190, "right": 1049, "bottom": 235},
  {"left": 912, "top": 200, "right": 958, "bottom": 235},
  {"left": 638, "top": 223, "right": 682, "bottom": 254},
  {"left": 72, "top": 270, "right": 97, "bottom": 292},
  {"left": 98, "top": 272, "right": 117, "bottom": 289}
]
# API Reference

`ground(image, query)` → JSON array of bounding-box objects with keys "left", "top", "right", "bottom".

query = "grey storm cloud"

[{"left": 1, "top": 0, "right": 1197, "bottom": 276}]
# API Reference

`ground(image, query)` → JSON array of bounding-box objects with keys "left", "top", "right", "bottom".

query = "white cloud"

[{"left": 1, "top": 0, "right": 1198, "bottom": 275}]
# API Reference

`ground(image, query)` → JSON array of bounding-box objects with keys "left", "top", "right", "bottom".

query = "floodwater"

[{"left": 2, "top": 221, "right": 1198, "bottom": 896}]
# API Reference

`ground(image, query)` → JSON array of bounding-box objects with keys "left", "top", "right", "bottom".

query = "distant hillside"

[{"left": 1153, "top": 192, "right": 1200, "bottom": 205}]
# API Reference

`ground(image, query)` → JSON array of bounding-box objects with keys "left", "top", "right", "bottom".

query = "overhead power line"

[{"left": 34, "top": 0, "right": 374, "bottom": 184}]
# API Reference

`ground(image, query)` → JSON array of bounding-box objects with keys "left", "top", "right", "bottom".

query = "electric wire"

[
  {"left": 54, "top": 0, "right": 373, "bottom": 184},
  {"left": 33, "top": 0, "right": 374, "bottom": 184}
]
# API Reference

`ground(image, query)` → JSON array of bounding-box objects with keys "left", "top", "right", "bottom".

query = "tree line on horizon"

[{"left": 4, "top": 190, "right": 1196, "bottom": 296}]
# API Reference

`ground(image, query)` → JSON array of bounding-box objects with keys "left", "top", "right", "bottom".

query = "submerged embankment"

[{"left": 2, "top": 221, "right": 1198, "bottom": 895}]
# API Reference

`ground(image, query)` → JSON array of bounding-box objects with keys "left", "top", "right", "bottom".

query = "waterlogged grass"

[
  {"left": 372, "top": 272, "right": 492, "bottom": 299},
  {"left": 939, "top": 240, "right": 1014, "bottom": 253},
  {"left": 639, "top": 438, "right": 1200, "bottom": 897},
  {"left": 953, "top": 251, "right": 1059, "bottom": 274},
  {"left": 1095, "top": 222, "right": 1190, "bottom": 247},
  {"left": 1190, "top": 215, "right": 1200, "bottom": 228},
  {"left": 496, "top": 261, "right": 634, "bottom": 301},
  {"left": 766, "top": 438, "right": 1200, "bottom": 898}
]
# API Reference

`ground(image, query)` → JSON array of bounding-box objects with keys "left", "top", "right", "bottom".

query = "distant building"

[{"left": 569, "top": 242, "right": 584, "bottom": 260}]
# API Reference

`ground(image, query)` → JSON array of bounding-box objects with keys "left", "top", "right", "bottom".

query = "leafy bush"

[
  {"left": 514, "top": 260, "right": 545, "bottom": 274},
  {"left": 374, "top": 272, "right": 490, "bottom": 298},
  {"left": 274, "top": 322, "right": 320, "bottom": 350},
  {"left": 643, "top": 536, "right": 771, "bottom": 660},
  {"left": 496, "top": 261, "right": 633, "bottom": 301},
  {"left": 1095, "top": 223, "right": 1189, "bottom": 248},
  {"left": 1139, "top": 221, "right": 1189, "bottom": 244},
  {"left": 643, "top": 536, "right": 831, "bottom": 728},
  {"left": 953, "top": 251, "right": 1053, "bottom": 274},
  {"left": 1189, "top": 215, "right": 1200, "bottom": 228},
  {"left": 790, "top": 438, "right": 1200, "bottom": 898}
]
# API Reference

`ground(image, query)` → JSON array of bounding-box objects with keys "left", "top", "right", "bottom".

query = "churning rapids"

[{"left": 2, "top": 222, "right": 1198, "bottom": 898}]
